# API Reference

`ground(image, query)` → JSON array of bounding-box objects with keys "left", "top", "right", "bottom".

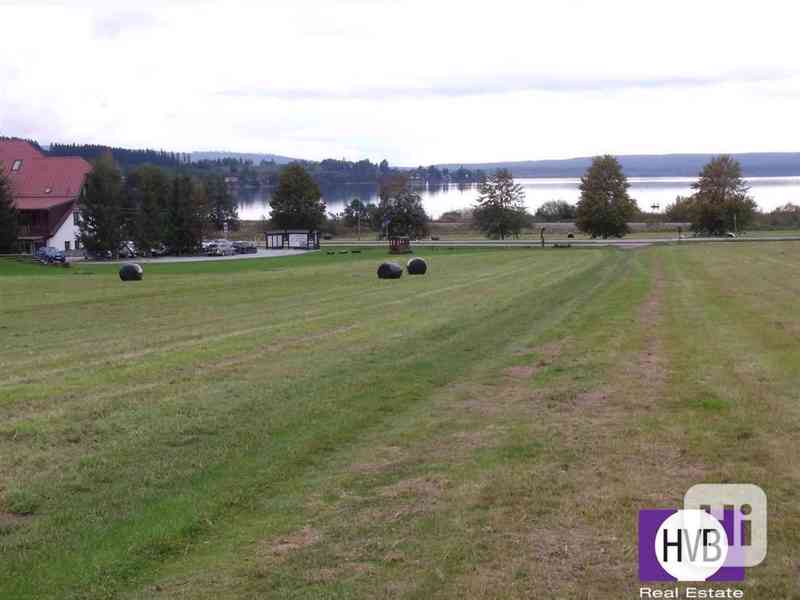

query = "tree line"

[
  {"left": 0, "top": 151, "right": 773, "bottom": 254},
  {"left": 471, "top": 155, "right": 759, "bottom": 239},
  {"left": 406, "top": 164, "right": 488, "bottom": 185},
  {"left": 338, "top": 155, "right": 760, "bottom": 240},
  {"left": 49, "top": 143, "right": 191, "bottom": 171},
  {"left": 278, "top": 166, "right": 431, "bottom": 239},
  {"left": 77, "top": 153, "right": 238, "bottom": 257},
  {"left": 43, "top": 141, "right": 486, "bottom": 189}
]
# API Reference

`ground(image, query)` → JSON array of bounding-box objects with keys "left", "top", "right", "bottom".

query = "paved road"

[
  {"left": 72, "top": 235, "right": 800, "bottom": 265},
  {"left": 322, "top": 236, "right": 800, "bottom": 248},
  {"left": 78, "top": 248, "right": 308, "bottom": 265}
]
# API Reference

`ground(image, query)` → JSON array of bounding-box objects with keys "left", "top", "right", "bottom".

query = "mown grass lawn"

[{"left": 1, "top": 244, "right": 798, "bottom": 599}]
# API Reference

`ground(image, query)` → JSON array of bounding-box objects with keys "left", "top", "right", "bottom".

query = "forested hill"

[
  {"left": 436, "top": 153, "right": 800, "bottom": 178},
  {"left": 43, "top": 145, "right": 297, "bottom": 171},
  {"left": 190, "top": 151, "right": 297, "bottom": 164},
  {"left": 48, "top": 143, "right": 190, "bottom": 170}
]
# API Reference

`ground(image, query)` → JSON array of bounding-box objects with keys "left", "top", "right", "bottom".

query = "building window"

[
  {"left": 73, "top": 211, "right": 80, "bottom": 226},
  {"left": 65, "top": 241, "right": 71, "bottom": 251},
  {"left": 75, "top": 238, "right": 81, "bottom": 250},
  {"left": 11, "top": 159, "right": 22, "bottom": 171}
]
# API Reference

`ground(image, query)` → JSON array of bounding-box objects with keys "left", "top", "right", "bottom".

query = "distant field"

[
  {"left": 228, "top": 219, "right": 800, "bottom": 243},
  {"left": 1, "top": 244, "right": 798, "bottom": 598}
]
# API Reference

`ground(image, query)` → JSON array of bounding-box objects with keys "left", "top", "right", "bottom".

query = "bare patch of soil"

[
  {"left": 304, "top": 561, "right": 375, "bottom": 584},
  {"left": 460, "top": 397, "right": 507, "bottom": 418},
  {"left": 448, "top": 429, "right": 495, "bottom": 451},
  {"left": 504, "top": 365, "right": 537, "bottom": 379},
  {"left": 574, "top": 390, "right": 609, "bottom": 406},
  {"left": 633, "top": 256, "right": 669, "bottom": 387},
  {"left": 261, "top": 527, "right": 320, "bottom": 559},
  {"left": 350, "top": 445, "right": 408, "bottom": 475},
  {"left": 379, "top": 475, "right": 449, "bottom": 500},
  {"left": 0, "top": 511, "right": 29, "bottom": 530}
]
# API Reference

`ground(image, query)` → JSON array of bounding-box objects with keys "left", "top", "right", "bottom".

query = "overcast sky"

[{"left": 2, "top": 0, "right": 799, "bottom": 165}]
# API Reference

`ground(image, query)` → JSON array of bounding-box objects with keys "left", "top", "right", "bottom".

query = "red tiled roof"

[
  {"left": 13, "top": 197, "right": 76, "bottom": 210},
  {"left": 0, "top": 140, "right": 92, "bottom": 209}
]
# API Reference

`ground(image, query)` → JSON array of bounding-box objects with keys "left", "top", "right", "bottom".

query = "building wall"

[
  {"left": 288, "top": 233, "right": 309, "bottom": 248},
  {"left": 49, "top": 209, "right": 80, "bottom": 251}
]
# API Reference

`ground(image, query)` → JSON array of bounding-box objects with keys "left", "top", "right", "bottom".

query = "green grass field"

[{"left": 1, "top": 244, "right": 798, "bottom": 598}]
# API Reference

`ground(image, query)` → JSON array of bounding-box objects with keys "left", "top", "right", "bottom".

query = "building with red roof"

[{"left": 0, "top": 139, "right": 92, "bottom": 252}]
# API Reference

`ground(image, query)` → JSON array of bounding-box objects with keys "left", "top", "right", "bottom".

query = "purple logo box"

[{"left": 639, "top": 509, "right": 745, "bottom": 581}]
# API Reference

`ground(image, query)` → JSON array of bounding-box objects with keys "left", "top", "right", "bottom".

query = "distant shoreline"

[{"left": 434, "top": 152, "right": 800, "bottom": 179}]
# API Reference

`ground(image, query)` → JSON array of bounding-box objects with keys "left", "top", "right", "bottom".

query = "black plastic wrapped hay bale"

[
  {"left": 119, "top": 263, "right": 143, "bottom": 282},
  {"left": 406, "top": 257, "right": 427, "bottom": 275},
  {"left": 377, "top": 261, "right": 403, "bottom": 279}
]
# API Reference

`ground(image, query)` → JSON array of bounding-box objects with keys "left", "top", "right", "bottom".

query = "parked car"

[
  {"left": 119, "top": 241, "right": 137, "bottom": 258},
  {"left": 149, "top": 243, "right": 168, "bottom": 257},
  {"left": 36, "top": 246, "right": 67, "bottom": 264},
  {"left": 209, "top": 240, "right": 235, "bottom": 256},
  {"left": 233, "top": 241, "right": 258, "bottom": 254},
  {"left": 83, "top": 249, "right": 113, "bottom": 260},
  {"left": 204, "top": 240, "right": 219, "bottom": 256}
]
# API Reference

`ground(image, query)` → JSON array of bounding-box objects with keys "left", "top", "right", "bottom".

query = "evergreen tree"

[
  {"left": 473, "top": 169, "right": 528, "bottom": 240},
  {"left": 269, "top": 164, "right": 326, "bottom": 230},
  {"left": 204, "top": 174, "right": 239, "bottom": 232},
  {"left": 689, "top": 156, "right": 757, "bottom": 235},
  {"left": 77, "top": 152, "right": 126, "bottom": 257},
  {"left": 164, "top": 175, "right": 207, "bottom": 255},
  {"left": 575, "top": 155, "right": 637, "bottom": 239},
  {"left": 0, "top": 169, "right": 17, "bottom": 251},
  {"left": 126, "top": 165, "right": 169, "bottom": 254}
]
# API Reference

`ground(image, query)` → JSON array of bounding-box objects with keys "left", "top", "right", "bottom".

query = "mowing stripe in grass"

[{"left": 1, "top": 250, "right": 622, "bottom": 599}]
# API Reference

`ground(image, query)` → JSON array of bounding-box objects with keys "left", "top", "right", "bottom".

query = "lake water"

[{"left": 237, "top": 176, "right": 800, "bottom": 221}]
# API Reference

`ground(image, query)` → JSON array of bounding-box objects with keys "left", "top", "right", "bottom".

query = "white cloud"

[
  {"left": 1, "top": 0, "right": 799, "bottom": 164},
  {"left": 92, "top": 10, "right": 159, "bottom": 39}
]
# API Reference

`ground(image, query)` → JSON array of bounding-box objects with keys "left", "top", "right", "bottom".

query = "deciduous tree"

[
  {"left": 373, "top": 175, "right": 429, "bottom": 238},
  {"left": 534, "top": 199, "right": 576, "bottom": 222},
  {"left": 473, "top": 169, "right": 528, "bottom": 239},
  {"left": 575, "top": 155, "right": 637, "bottom": 238},
  {"left": 342, "top": 198, "right": 372, "bottom": 228},
  {"left": 269, "top": 164, "right": 326, "bottom": 230},
  {"left": 664, "top": 195, "right": 695, "bottom": 223},
  {"left": 688, "top": 156, "right": 756, "bottom": 235}
]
